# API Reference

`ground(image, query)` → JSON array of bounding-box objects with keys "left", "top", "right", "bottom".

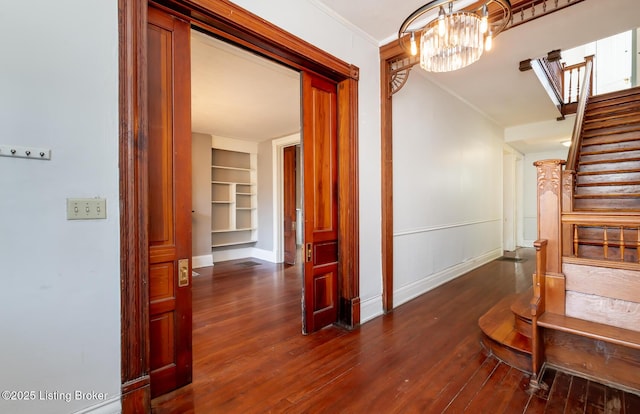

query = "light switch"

[{"left": 67, "top": 198, "right": 107, "bottom": 220}]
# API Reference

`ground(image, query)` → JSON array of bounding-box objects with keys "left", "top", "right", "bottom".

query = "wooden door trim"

[
  {"left": 379, "top": 41, "right": 404, "bottom": 313},
  {"left": 337, "top": 77, "right": 360, "bottom": 326},
  {"left": 283, "top": 145, "right": 297, "bottom": 265},
  {"left": 119, "top": 0, "right": 360, "bottom": 410},
  {"left": 119, "top": 0, "right": 151, "bottom": 412},
  {"left": 273, "top": 135, "right": 301, "bottom": 263}
]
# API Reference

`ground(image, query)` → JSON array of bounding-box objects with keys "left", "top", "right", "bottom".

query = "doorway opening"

[
  {"left": 190, "top": 29, "right": 302, "bottom": 269},
  {"left": 120, "top": 1, "right": 360, "bottom": 408}
]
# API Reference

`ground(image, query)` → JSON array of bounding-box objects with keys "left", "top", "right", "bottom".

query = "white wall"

[
  {"left": 522, "top": 149, "right": 569, "bottom": 246},
  {"left": 391, "top": 72, "right": 505, "bottom": 307},
  {"left": 192, "top": 133, "right": 214, "bottom": 265},
  {"left": 230, "top": 0, "right": 383, "bottom": 320},
  {"left": 257, "top": 139, "right": 274, "bottom": 252},
  {"left": 0, "top": 2, "right": 121, "bottom": 414}
]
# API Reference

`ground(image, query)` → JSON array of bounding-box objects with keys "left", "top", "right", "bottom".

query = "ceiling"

[
  {"left": 191, "top": 0, "right": 640, "bottom": 152},
  {"left": 191, "top": 30, "right": 300, "bottom": 142}
]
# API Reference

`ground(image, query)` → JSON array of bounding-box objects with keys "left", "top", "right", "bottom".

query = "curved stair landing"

[{"left": 479, "top": 288, "right": 533, "bottom": 373}]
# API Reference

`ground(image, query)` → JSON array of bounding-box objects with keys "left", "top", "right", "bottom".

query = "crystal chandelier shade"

[
  {"left": 421, "top": 11, "right": 484, "bottom": 72},
  {"left": 399, "top": 0, "right": 512, "bottom": 73}
]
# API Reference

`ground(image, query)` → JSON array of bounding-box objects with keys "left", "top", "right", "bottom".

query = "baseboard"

[
  {"left": 250, "top": 247, "right": 278, "bottom": 263},
  {"left": 360, "top": 294, "right": 383, "bottom": 323},
  {"left": 212, "top": 247, "right": 254, "bottom": 263},
  {"left": 394, "top": 248, "right": 502, "bottom": 308},
  {"left": 211, "top": 247, "right": 280, "bottom": 263},
  {"left": 192, "top": 254, "right": 213, "bottom": 269},
  {"left": 73, "top": 396, "right": 121, "bottom": 414}
]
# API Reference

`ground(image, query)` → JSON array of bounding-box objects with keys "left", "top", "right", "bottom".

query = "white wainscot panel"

[{"left": 393, "top": 219, "right": 502, "bottom": 308}]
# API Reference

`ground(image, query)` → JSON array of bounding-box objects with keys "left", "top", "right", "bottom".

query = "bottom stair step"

[
  {"left": 479, "top": 292, "right": 532, "bottom": 373},
  {"left": 510, "top": 287, "right": 533, "bottom": 338}
]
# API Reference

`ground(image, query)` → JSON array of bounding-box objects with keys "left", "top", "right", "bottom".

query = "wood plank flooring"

[{"left": 152, "top": 249, "right": 640, "bottom": 413}]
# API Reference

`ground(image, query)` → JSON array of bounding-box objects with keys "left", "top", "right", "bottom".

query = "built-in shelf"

[
  {"left": 211, "top": 227, "right": 257, "bottom": 233},
  {"left": 212, "top": 240, "right": 257, "bottom": 248},
  {"left": 211, "top": 164, "right": 254, "bottom": 172},
  {"left": 211, "top": 180, "right": 252, "bottom": 185},
  {"left": 211, "top": 148, "right": 257, "bottom": 249}
]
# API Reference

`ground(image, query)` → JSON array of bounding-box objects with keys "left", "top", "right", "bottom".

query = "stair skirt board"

[{"left": 543, "top": 329, "right": 640, "bottom": 392}]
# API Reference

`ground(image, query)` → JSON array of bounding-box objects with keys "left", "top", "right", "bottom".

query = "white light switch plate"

[{"left": 67, "top": 198, "right": 107, "bottom": 220}]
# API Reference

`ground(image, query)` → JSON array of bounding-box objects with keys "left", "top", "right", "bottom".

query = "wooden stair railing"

[
  {"left": 563, "top": 58, "right": 593, "bottom": 106},
  {"left": 562, "top": 212, "right": 640, "bottom": 262},
  {"left": 565, "top": 56, "right": 594, "bottom": 172},
  {"left": 521, "top": 50, "right": 564, "bottom": 114},
  {"left": 508, "top": 0, "right": 586, "bottom": 29},
  {"left": 521, "top": 54, "right": 594, "bottom": 117}
]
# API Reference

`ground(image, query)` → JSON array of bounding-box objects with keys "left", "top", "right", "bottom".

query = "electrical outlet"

[{"left": 67, "top": 198, "right": 107, "bottom": 220}]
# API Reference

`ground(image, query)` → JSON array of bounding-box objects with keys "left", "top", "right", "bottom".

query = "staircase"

[
  {"left": 575, "top": 87, "right": 640, "bottom": 211},
  {"left": 479, "top": 86, "right": 640, "bottom": 384}
]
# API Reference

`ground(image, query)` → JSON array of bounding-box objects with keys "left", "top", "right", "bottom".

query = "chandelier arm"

[
  {"left": 398, "top": 0, "right": 451, "bottom": 39},
  {"left": 488, "top": 0, "right": 512, "bottom": 34}
]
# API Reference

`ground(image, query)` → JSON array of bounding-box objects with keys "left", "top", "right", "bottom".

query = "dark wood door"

[
  {"left": 147, "top": 6, "right": 192, "bottom": 398},
  {"left": 302, "top": 72, "right": 339, "bottom": 333},
  {"left": 283, "top": 145, "right": 297, "bottom": 265}
]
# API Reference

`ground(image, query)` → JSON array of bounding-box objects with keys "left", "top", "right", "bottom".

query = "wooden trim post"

[
  {"left": 534, "top": 159, "right": 566, "bottom": 315},
  {"left": 119, "top": 0, "right": 151, "bottom": 411},
  {"left": 338, "top": 72, "right": 361, "bottom": 327},
  {"left": 530, "top": 239, "right": 548, "bottom": 388}
]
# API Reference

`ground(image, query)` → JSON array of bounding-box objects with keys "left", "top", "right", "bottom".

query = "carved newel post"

[{"left": 534, "top": 159, "right": 566, "bottom": 315}]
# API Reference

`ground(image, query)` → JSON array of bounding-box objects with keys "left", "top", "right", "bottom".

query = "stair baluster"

[{"left": 620, "top": 226, "right": 625, "bottom": 261}]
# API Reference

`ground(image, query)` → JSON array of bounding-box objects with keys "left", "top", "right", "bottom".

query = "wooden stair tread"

[
  {"left": 577, "top": 168, "right": 640, "bottom": 176},
  {"left": 588, "top": 87, "right": 640, "bottom": 106},
  {"left": 574, "top": 207, "right": 640, "bottom": 213},
  {"left": 577, "top": 180, "right": 640, "bottom": 187},
  {"left": 579, "top": 156, "right": 640, "bottom": 165},
  {"left": 563, "top": 255, "right": 640, "bottom": 271},
  {"left": 584, "top": 114, "right": 640, "bottom": 128},
  {"left": 586, "top": 101, "right": 640, "bottom": 118},
  {"left": 581, "top": 145, "right": 640, "bottom": 156},
  {"left": 582, "top": 125, "right": 640, "bottom": 138},
  {"left": 582, "top": 133, "right": 640, "bottom": 145},
  {"left": 537, "top": 313, "right": 640, "bottom": 350},
  {"left": 574, "top": 193, "right": 640, "bottom": 199},
  {"left": 510, "top": 288, "right": 533, "bottom": 321}
]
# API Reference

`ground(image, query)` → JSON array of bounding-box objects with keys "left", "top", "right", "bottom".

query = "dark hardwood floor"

[{"left": 152, "top": 249, "right": 640, "bottom": 413}]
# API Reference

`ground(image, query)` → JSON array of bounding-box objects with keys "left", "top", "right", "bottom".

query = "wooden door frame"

[
  {"left": 118, "top": 0, "right": 360, "bottom": 410},
  {"left": 272, "top": 135, "right": 301, "bottom": 263},
  {"left": 380, "top": 41, "right": 405, "bottom": 313},
  {"left": 282, "top": 144, "right": 297, "bottom": 265}
]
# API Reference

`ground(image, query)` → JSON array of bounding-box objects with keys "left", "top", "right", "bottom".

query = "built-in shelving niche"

[{"left": 211, "top": 148, "right": 257, "bottom": 248}]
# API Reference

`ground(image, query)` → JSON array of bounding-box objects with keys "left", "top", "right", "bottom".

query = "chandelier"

[{"left": 398, "top": 0, "right": 511, "bottom": 72}]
